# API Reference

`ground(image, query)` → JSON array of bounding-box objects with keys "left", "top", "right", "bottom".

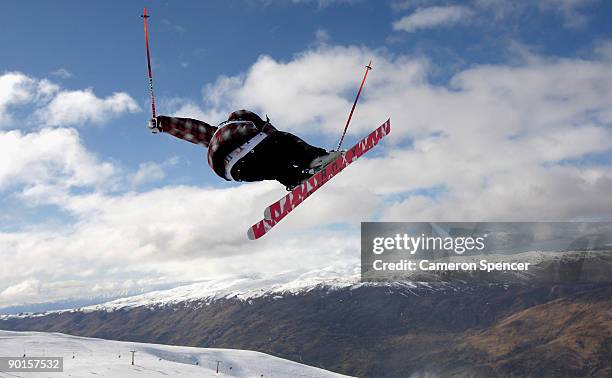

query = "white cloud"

[
  {"left": 0, "top": 279, "right": 42, "bottom": 304},
  {"left": 0, "top": 72, "right": 140, "bottom": 129},
  {"left": 39, "top": 90, "right": 140, "bottom": 127},
  {"left": 201, "top": 45, "right": 427, "bottom": 137},
  {"left": 472, "top": 0, "right": 597, "bottom": 28},
  {"left": 0, "top": 127, "right": 116, "bottom": 195},
  {"left": 162, "top": 19, "right": 186, "bottom": 33},
  {"left": 51, "top": 68, "right": 73, "bottom": 79},
  {"left": 0, "top": 72, "right": 36, "bottom": 125},
  {"left": 539, "top": 0, "right": 596, "bottom": 28},
  {"left": 131, "top": 162, "right": 167, "bottom": 187},
  {"left": 314, "top": 28, "right": 331, "bottom": 45},
  {"left": 0, "top": 182, "right": 362, "bottom": 307},
  {"left": 394, "top": 1, "right": 597, "bottom": 29},
  {"left": 392, "top": 5, "right": 474, "bottom": 32},
  {"left": 132, "top": 163, "right": 166, "bottom": 187}
]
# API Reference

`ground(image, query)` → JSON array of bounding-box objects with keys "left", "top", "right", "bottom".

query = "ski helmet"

[{"left": 227, "top": 109, "right": 267, "bottom": 128}]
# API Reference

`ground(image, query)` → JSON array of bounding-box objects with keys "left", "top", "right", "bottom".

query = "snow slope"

[{"left": 0, "top": 330, "right": 352, "bottom": 377}]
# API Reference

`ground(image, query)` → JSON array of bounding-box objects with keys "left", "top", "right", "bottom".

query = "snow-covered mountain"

[
  {"left": 2, "top": 250, "right": 607, "bottom": 320},
  {"left": 0, "top": 330, "right": 352, "bottom": 377},
  {"left": 85, "top": 264, "right": 363, "bottom": 312},
  {"left": 0, "top": 264, "right": 357, "bottom": 319},
  {"left": 70, "top": 250, "right": 610, "bottom": 311}
]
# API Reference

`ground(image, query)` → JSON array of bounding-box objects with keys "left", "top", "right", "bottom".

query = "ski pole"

[
  {"left": 337, "top": 60, "right": 372, "bottom": 150},
  {"left": 141, "top": 7, "right": 156, "bottom": 118}
]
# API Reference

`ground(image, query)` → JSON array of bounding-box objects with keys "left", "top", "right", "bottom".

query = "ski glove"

[{"left": 148, "top": 117, "right": 162, "bottom": 133}]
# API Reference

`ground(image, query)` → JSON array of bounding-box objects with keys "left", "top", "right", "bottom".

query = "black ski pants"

[{"left": 230, "top": 131, "right": 327, "bottom": 188}]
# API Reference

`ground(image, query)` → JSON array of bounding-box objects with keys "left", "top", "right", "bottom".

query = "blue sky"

[{"left": 1, "top": 0, "right": 612, "bottom": 309}]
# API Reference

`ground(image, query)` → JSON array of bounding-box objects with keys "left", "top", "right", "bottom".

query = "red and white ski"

[{"left": 247, "top": 118, "right": 391, "bottom": 240}]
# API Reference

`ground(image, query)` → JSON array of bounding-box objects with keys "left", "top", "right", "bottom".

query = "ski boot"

[
  {"left": 308, "top": 150, "right": 344, "bottom": 172},
  {"left": 284, "top": 150, "right": 345, "bottom": 191}
]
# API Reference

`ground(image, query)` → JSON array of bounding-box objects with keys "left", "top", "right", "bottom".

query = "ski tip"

[{"left": 247, "top": 228, "right": 257, "bottom": 240}]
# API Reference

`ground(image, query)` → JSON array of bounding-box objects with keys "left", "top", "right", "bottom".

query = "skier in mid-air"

[
  {"left": 140, "top": 9, "right": 385, "bottom": 238},
  {"left": 148, "top": 110, "right": 342, "bottom": 190}
]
